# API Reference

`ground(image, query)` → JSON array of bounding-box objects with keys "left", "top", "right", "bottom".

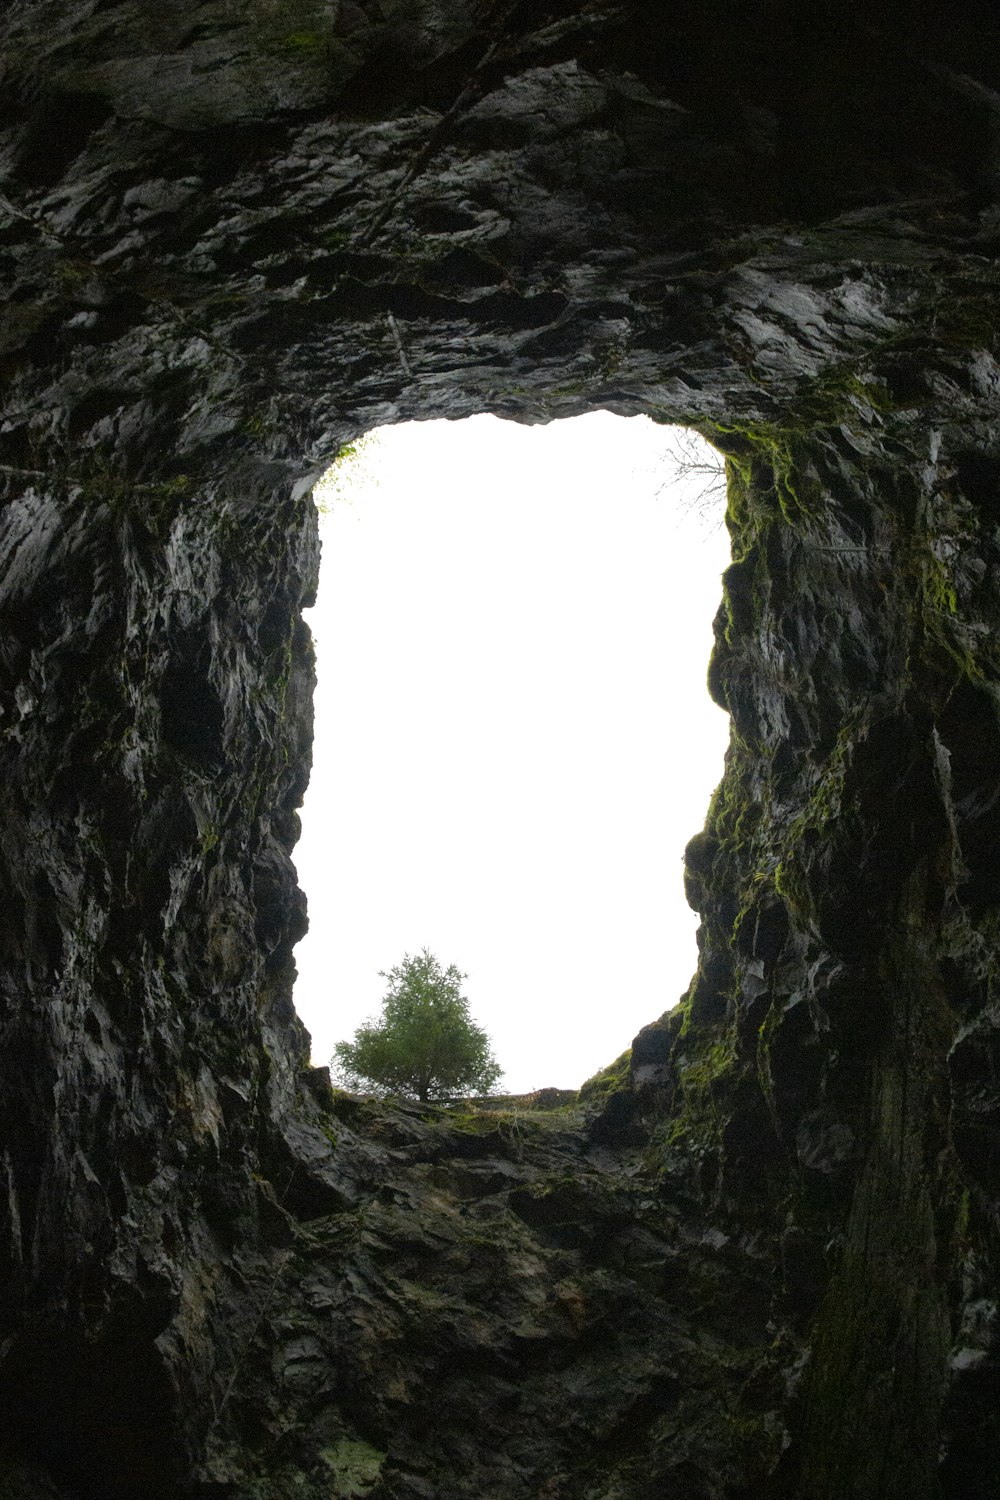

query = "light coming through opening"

[{"left": 292, "top": 412, "right": 730, "bottom": 1095}]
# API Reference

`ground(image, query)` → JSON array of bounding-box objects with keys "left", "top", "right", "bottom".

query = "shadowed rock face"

[{"left": 3, "top": 3, "right": 1000, "bottom": 1495}]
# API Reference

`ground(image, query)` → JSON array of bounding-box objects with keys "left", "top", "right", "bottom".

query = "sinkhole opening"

[{"left": 292, "top": 412, "right": 730, "bottom": 1096}]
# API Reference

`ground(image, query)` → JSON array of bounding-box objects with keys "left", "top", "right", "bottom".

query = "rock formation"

[{"left": 3, "top": 2, "right": 1000, "bottom": 1495}]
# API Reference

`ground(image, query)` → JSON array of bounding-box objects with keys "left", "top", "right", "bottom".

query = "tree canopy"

[{"left": 332, "top": 949, "right": 503, "bottom": 1102}]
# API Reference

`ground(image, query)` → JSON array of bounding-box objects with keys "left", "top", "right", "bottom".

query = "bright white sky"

[{"left": 292, "top": 411, "right": 731, "bottom": 1095}]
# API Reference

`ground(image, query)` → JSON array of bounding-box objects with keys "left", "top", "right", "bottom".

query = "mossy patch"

[
  {"left": 280, "top": 30, "right": 328, "bottom": 54},
  {"left": 578, "top": 1047, "right": 632, "bottom": 1102},
  {"left": 318, "top": 1437, "right": 386, "bottom": 1496},
  {"left": 659, "top": 1022, "right": 741, "bottom": 1169}
]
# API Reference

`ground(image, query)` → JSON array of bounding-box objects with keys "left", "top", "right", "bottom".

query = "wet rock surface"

[
  {"left": 3, "top": 2, "right": 1000, "bottom": 1497},
  {"left": 200, "top": 1094, "right": 789, "bottom": 1500}
]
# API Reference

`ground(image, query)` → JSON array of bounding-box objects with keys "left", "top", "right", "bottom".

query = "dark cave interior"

[{"left": 4, "top": 3, "right": 1000, "bottom": 1496}]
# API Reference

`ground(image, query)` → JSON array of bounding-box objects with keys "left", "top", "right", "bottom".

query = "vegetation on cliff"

[{"left": 332, "top": 949, "right": 502, "bottom": 1101}]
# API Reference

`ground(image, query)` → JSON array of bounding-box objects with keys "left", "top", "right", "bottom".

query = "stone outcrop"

[{"left": 3, "top": 2, "right": 1000, "bottom": 1495}]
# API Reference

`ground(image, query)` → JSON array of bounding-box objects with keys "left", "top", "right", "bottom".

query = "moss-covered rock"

[{"left": 578, "top": 1047, "right": 633, "bottom": 1102}]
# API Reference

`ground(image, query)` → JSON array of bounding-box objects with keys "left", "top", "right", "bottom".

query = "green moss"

[
  {"left": 318, "top": 1437, "right": 385, "bottom": 1496},
  {"left": 442, "top": 1106, "right": 507, "bottom": 1134},
  {"left": 660, "top": 1026, "right": 740, "bottom": 1159},
  {"left": 331, "top": 440, "right": 361, "bottom": 463},
  {"left": 147, "top": 473, "right": 193, "bottom": 499},
  {"left": 902, "top": 498, "right": 988, "bottom": 687},
  {"left": 681, "top": 1037, "right": 738, "bottom": 1095},
  {"left": 766, "top": 707, "right": 865, "bottom": 932},
  {"left": 666, "top": 661, "right": 871, "bottom": 1169},
  {"left": 578, "top": 1047, "right": 632, "bottom": 1102},
  {"left": 328, "top": 1088, "right": 379, "bottom": 1127},
  {"left": 773, "top": 853, "right": 811, "bottom": 921},
  {"left": 689, "top": 741, "right": 769, "bottom": 934},
  {"left": 723, "top": 428, "right": 820, "bottom": 534},
  {"left": 696, "top": 356, "right": 904, "bottom": 555},
  {"left": 280, "top": 29, "right": 327, "bottom": 53},
  {"left": 785, "top": 362, "right": 898, "bottom": 427},
  {"left": 922, "top": 549, "right": 958, "bottom": 617},
  {"left": 52, "top": 255, "right": 95, "bottom": 289}
]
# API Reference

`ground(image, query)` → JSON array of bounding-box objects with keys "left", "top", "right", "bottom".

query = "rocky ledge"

[{"left": 178, "top": 1088, "right": 794, "bottom": 1500}]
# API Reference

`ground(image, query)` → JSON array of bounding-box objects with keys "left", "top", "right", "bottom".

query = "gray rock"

[{"left": 3, "top": 4, "right": 1000, "bottom": 1497}]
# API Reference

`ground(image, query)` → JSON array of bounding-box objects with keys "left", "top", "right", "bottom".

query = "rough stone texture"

[
  {"left": 3, "top": 2, "right": 1000, "bottom": 1496},
  {"left": 198, "top": 1094, "right": 786, "bottom": 1500}
]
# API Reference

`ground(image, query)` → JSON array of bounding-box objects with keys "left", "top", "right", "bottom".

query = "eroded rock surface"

[
  {"left": 3, "top": 3, "right": 1000, "bottom": 1497},
  {"left": 201, "top": 1094, "right": 787, "bottom": 1500}
]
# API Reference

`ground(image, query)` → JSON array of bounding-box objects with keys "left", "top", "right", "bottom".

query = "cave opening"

[
  {"left": 292, "top": 412, "right": 731, "bottom": 1094},
  {"left": 3, "top": 1, "right": 1000, "bottom": 1491}
]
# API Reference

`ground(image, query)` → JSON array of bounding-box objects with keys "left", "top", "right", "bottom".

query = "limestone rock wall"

[{"left": 2, "top": 2, "right": 1000, "bottom": 1495}]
